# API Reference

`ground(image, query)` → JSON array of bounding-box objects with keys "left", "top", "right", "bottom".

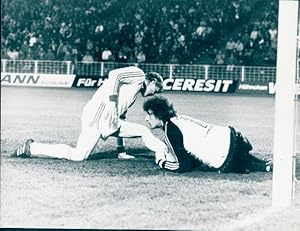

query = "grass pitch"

[{"left": 1, "top": 86, "right": 299, "bottom": 230}]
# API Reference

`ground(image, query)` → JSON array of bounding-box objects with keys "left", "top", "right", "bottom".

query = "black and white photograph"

[{"left": 1, "top": 0, "right": 300, "bottom": 230}]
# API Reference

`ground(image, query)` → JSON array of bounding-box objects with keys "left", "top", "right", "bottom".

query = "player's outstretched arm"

[{"left": 163, "top": 121, "right": 195, "bottom": 173}]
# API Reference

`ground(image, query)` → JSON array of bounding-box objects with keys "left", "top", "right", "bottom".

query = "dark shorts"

[{"left": 217, "top": 126, "right": 253, "bottom": 173}]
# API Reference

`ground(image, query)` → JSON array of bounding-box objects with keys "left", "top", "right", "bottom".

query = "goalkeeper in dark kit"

[{"left": 143, "top": 95, "right": 273, "bottom": 174}]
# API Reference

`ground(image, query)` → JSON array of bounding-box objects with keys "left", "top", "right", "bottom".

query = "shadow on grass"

[
  {"left": 88, "top": 147, "right": 155, "bottom": 160},
  {"left": 2, "top": 147, "right": 274, "bottom": 181}
]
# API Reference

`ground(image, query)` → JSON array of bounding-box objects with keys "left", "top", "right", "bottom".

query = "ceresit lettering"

[{"left": 163, "top": 78, "right": 237, "bottom": 93}]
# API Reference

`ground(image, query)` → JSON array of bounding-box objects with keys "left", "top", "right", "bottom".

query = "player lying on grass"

[
  {"left": 143, "top": 95, "right": 273, "bottom": 173},
  {"left": 13, "top": 66, "right": 168, "bottom": 161}
]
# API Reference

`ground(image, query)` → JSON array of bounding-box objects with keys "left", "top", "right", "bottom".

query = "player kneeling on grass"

[
  {"left": 143, "top": 95, "right": 273, "bottom": 174},
  {"left": 13, "top": 66, "right": 168, "bottom": 161}
]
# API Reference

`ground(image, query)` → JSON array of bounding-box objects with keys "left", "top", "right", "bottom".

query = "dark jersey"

[{"left": 157, "top": 115, "right": 231, "bottom": 172}]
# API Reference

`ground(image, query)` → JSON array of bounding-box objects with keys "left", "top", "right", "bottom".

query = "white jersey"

[
  {"left": 161, "top": 115, "right": 231, "bottom": 171},
  {"left": 81, "top": 66, "right": 145, "bottom": 139},
  {"left": 29, "top": 66, "right": 169, "bottom": 162}
]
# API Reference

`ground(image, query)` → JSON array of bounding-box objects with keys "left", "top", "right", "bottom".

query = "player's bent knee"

[
  {"left": 67, "top": 147, "right": 90, "bottom": 161},
  {"left": 68, "top": 155, "right": 88, "bottom": 161}
]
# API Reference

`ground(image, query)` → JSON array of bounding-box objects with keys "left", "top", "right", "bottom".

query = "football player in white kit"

[
  {"left": 13, "top": 66, "right": 168, "bottom": 161},
  {"left": 143, "top": 95, "right": 273, "bottom": 173}
]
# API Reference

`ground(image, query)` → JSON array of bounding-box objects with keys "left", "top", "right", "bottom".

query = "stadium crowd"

[{"left": 1, "top": 0, "right": 278, "bottom": 66}]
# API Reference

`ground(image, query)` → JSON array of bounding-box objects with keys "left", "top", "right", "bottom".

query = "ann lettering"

[{"left": 1, "top": 74, "right": 40, "bottom": 85}]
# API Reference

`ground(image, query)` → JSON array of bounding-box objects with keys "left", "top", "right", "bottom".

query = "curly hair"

[{"left": 143, "top": 95, "right": 176, "bottom": 122}]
